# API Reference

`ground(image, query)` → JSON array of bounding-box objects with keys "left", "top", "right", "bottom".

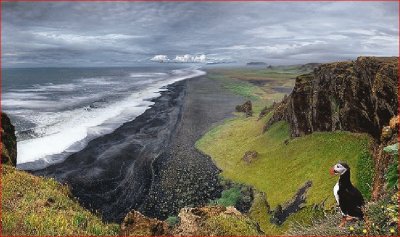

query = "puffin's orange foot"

[
  {"left": 345, "top": 216, "right": 356, "bottom": 221},
  {"left": 338, "top": 216, "right": 347, "bottom": 228}
]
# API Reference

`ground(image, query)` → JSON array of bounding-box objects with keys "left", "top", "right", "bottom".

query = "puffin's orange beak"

[{"left": 329, "top": 167, "right": 336, "bottom": 176}]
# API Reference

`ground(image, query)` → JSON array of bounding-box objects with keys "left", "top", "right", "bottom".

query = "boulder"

[
  {"left": 389, "top": 115, "right": 399, "bottom": 130},
  {"left": 120, "top": 210, "right": 170, "bottom": 236},
  {"left": 236, "top": 100, "right": 253, "bottom": 117},
  {"left": 242, "top": 150, "right": 258, "bottom": 164},
  {"left": 172, "top": 206, "right": 263, "bottom": 236}
]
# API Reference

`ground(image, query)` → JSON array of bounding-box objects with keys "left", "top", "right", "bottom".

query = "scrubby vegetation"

[
  {"left": 165, "top": 216, "right": 180, "bottom": 227},
  {"left": 210, "top": 186, "right": 242, "bottom": 207},
  {"left": 362, "top": 191, "right": 398, "bottom": 236},
  {"left": 384, "top": 143, "right": 398, "bottom": 189},
  {"left": 288, "top": 183, "right": 398, "bottom": 236},
  {"left": 356, "top": 151, "right": 374, "bottom": 200},
  {"left": 1, "top": 165, "right": 120, "bottom": 236},
  {"left": 209, "top": 180, "right": 254, "bottom": 213}
]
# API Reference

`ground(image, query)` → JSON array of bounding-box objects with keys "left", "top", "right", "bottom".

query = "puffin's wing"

[
  {"left": 350, "top": 186, "right": 364, "bottom": 206},
  {"left": 339, "top": 187, "right": 364, "bottom": 218}
]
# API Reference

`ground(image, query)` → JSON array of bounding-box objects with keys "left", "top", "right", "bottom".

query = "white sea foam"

[
  {"left": 16, "top": 68, "right": 206, "bottom": 166},
  {"left": 129, "top": 72, "right": 167, "bottom": 78},
  {"left": 3, "top": 78, "right": 122, "bottom": 111},
  {"left": 2, "top": 99, "right": 59, "bottom": 109}
]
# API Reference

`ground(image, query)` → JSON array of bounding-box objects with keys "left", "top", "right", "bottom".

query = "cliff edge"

[
  {"left": 265, "top": 56, "right": 398, "bottom": 140},
  {"left": 1, "top": 112, "right": 17, "bottom": 166}
]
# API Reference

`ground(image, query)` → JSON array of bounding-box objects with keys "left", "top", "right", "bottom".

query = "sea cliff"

[
  {"left": 1, "top": 113, "right": 17, "bottom": 166},
  {"left": 265, "top": 56, "right": 398, "bottom": 139}
]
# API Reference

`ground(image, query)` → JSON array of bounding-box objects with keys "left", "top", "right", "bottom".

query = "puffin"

[{"left": 329, "top": 162, "right": 364, "bottom": 227}]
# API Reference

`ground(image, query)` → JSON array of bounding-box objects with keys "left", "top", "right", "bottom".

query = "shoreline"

[
  {"left": 32, "top": 74, "right": 245, "bottom": 222},
  {"left": 16, "top": 68, "right": 206, "bottom": 169}
]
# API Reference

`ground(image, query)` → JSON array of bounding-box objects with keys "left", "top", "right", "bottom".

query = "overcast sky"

[{"left": 2, "top": 1, "right": 398, "bottom": 67}]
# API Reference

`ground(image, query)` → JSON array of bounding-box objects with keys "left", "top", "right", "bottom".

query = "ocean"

[{"left": 2, "top": 65, "right": 205, "bottom": 168}]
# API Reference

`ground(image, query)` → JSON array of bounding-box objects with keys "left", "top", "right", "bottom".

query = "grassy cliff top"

[
  {"left": 197, "top": 118, "right": 371, "bottom": 209},
  {"left": 1, "top": 165, "right": 119, "bottom": 236}
]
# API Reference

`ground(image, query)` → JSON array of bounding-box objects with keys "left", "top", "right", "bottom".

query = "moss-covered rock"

[
  {"left": 1, "top": 113, "right": 17, "bottom": 166},
  {"left": 172, "top": 206, "right": 263, "bottom": 236},
  {"left": 242, "top": 150, "right": 258, "bottom": 164},
  {"left": 120, "top": 210, "right": 170, "bottom": 236},
  {"left": 236, "top": 100, "right": 253, "bottom": 117}
]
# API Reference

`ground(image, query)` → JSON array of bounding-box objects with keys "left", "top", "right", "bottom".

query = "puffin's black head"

[{"left": 329, "top": 162, "right": 350, "bottom": 176}]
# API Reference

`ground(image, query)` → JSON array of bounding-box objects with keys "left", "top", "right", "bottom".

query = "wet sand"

[{"left": 33, "top": 75, "right": 244, "bottom": 222}]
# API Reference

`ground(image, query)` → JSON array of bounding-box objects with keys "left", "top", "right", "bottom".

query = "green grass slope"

[
  {"left": 1, "top": 165, "right": 119, "bottom": 236},
  {"left": 197, "top": 117, "right": 370, "bottom": 208}
]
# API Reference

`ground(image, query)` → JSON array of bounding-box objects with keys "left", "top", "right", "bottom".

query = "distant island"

[{"left": 246, "top": 61, "right": 267, "bottom": 66}]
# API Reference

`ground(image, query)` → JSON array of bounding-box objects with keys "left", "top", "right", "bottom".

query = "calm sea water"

[{"left": 2, "top": 65, "right": 205, "bottom": 167}]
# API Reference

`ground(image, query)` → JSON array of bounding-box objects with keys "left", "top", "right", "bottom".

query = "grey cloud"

[{"left": 2, "top": 1, "right": 398, "bottom": 67}]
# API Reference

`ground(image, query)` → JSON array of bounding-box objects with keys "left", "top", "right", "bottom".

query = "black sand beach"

[{"left": 34, "top": 75, "right": 244, "bottom": 222}]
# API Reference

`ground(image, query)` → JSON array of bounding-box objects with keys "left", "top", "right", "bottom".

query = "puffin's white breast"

[{"left": 333, "top": 182, "right": 340, "bottom": 204}]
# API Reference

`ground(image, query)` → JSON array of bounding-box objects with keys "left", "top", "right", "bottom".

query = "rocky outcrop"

[
  {"left": 265, "top": 57, "right": 398, "bottom": 140},
  {"left": 120, "top": 210, "right": 170, "bottom": 236},
  {"left": 236, "top": 100, "right": 253, "bottom": 117},
  {"left": 120, "top": 206, "right": 264, "bottom": 236},
  {"left": 1, "top": 113, "right": 17, "bottom": 166},
  {"left": 242, "top": 150, "right": 258, "bottom": 164},
  {"left": 172, "top": 206, "right": 263, "bottom": 236}
]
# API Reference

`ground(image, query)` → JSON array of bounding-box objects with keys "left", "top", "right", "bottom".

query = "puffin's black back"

[
  {"left": 338, "top": 184, "right": 364, "bottom": 218},
  {"left": 337, "top": 164, "right": 365, "bottom": 218}
]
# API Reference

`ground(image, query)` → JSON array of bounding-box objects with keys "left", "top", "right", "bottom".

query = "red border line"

[
  {"left": 0, "top": 0, "right": 399, "bottom": 2},
  {"left": 0, "top": 0, "right": 399, "bottom": 237}
]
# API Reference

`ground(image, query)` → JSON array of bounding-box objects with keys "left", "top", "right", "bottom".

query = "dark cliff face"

[
  {"left": 1, "top": 113, "right": 17, "bottom": 166},
  {"left": 265, "top": 57, "right": 398, "bottom": 140}
]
